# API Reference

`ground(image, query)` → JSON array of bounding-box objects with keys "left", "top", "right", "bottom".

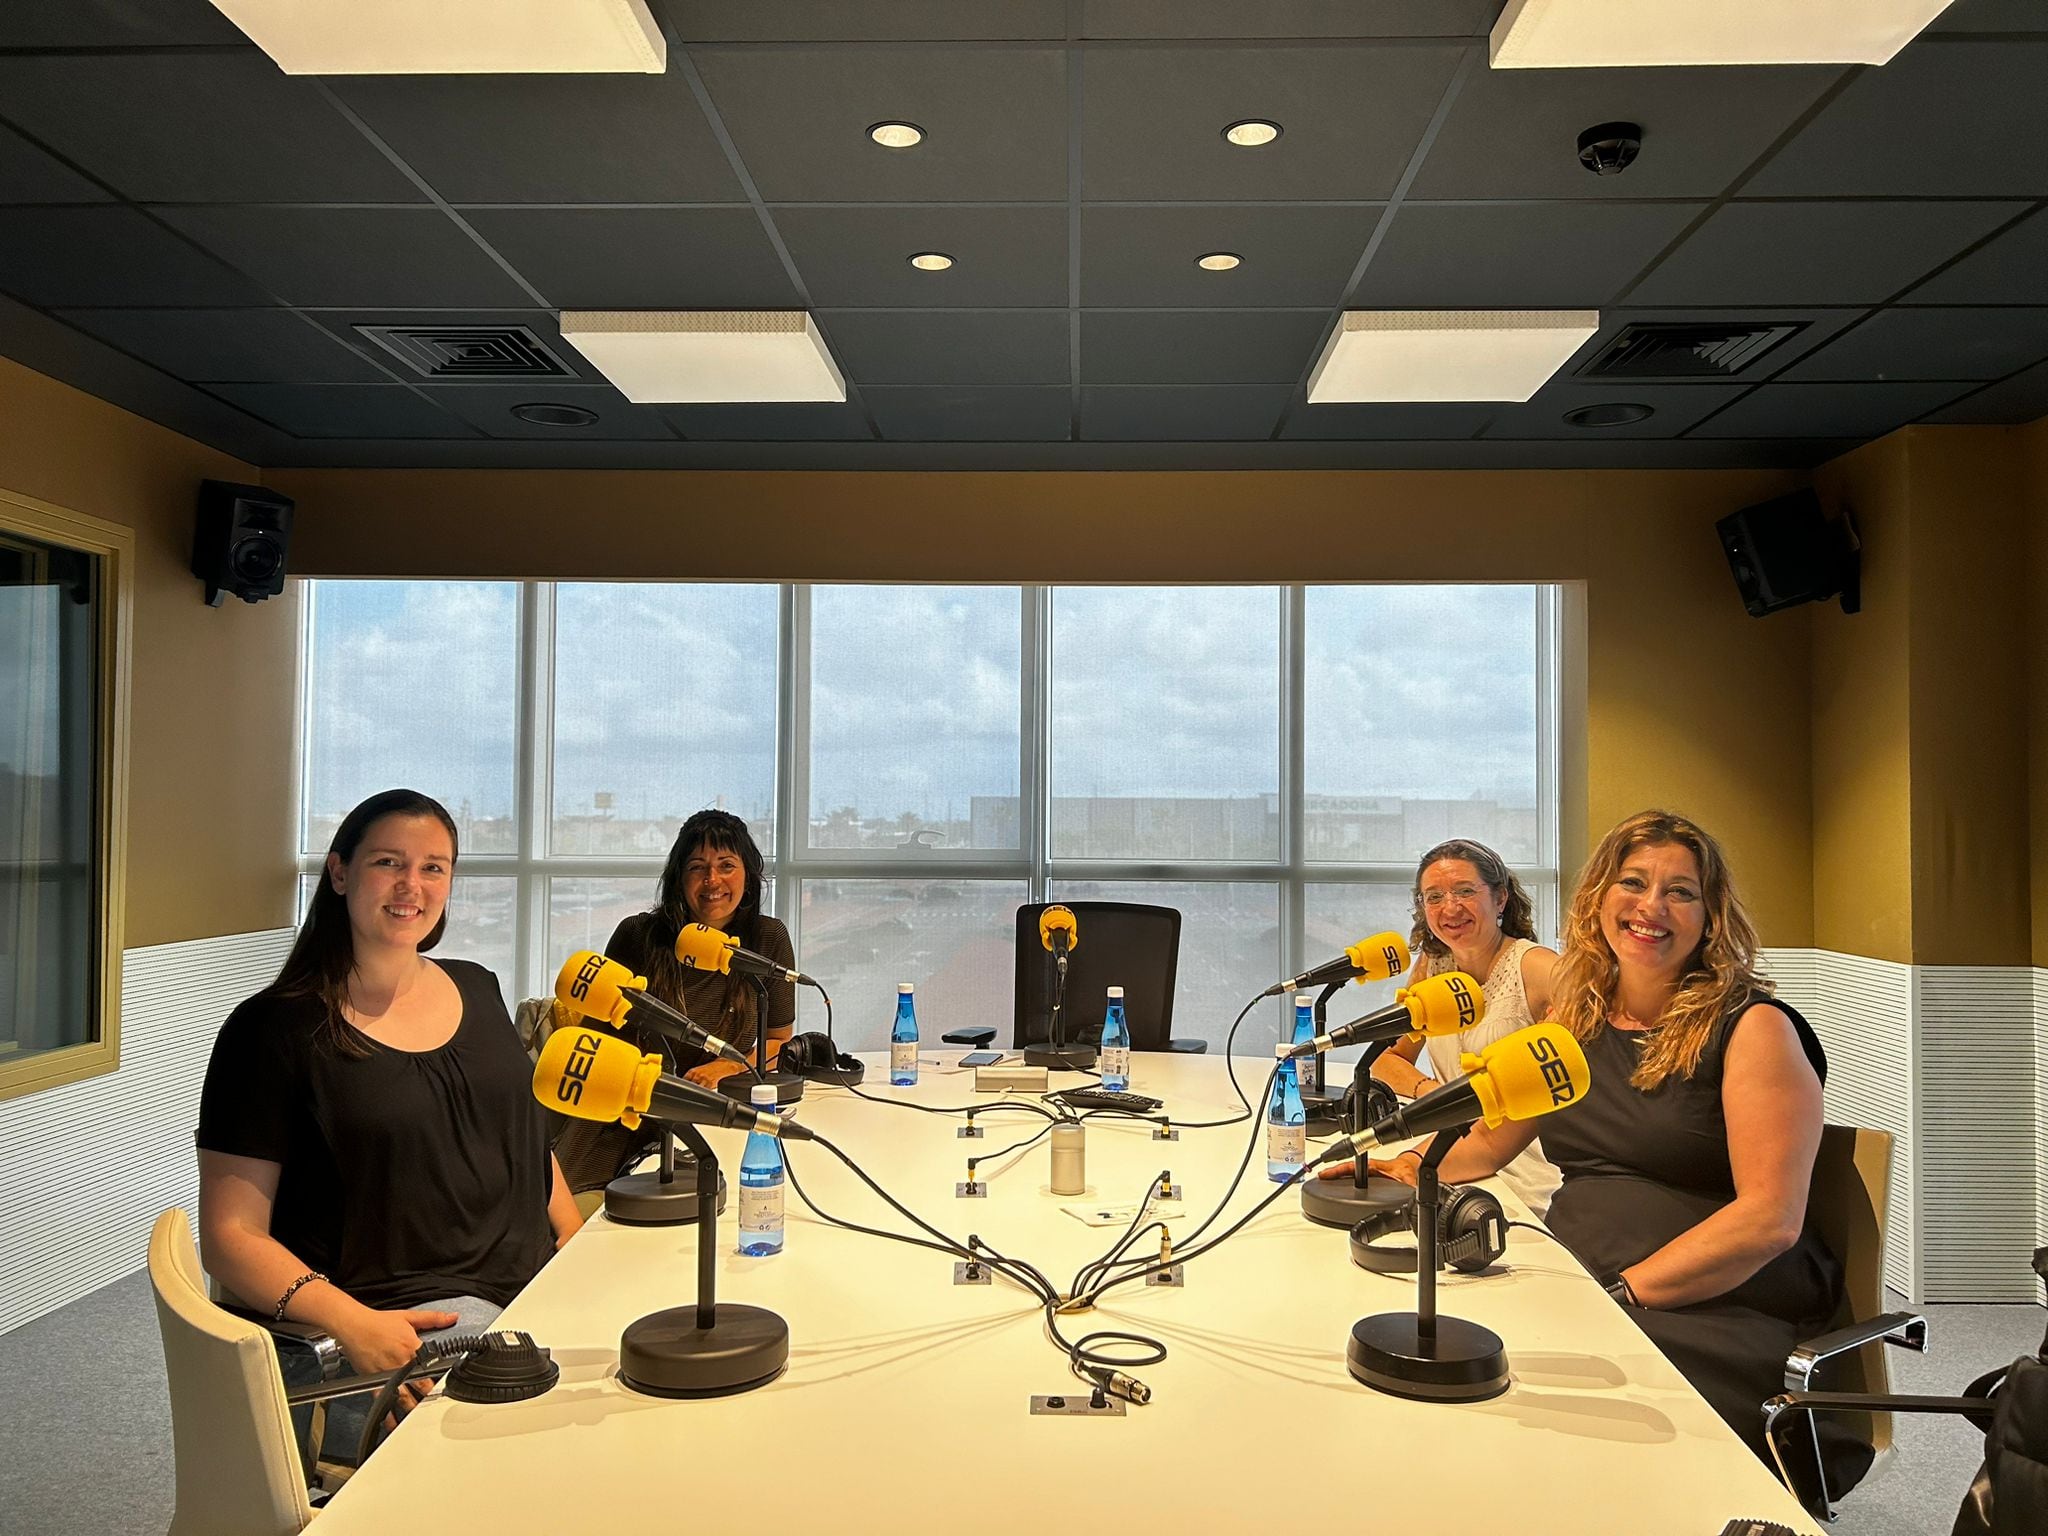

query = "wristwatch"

[{"left": 1602, "top": 1272, "right": 1640, "bottom": 1306}]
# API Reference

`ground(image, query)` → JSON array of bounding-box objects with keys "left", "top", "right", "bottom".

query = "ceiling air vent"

[
  {"left": 1575, "top": 321, "right": 1806, "bottom": 381},
  {"left": 353, "top": 324, "right": 574, "bottom": 380}
]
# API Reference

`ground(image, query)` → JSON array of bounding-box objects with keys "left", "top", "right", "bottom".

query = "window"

[
  {"left": 2, "top": 491, "right": 130, "bottom": 1102},
  {"left": 298, "top": 581, "right": 1561, "bottom": 1044}
]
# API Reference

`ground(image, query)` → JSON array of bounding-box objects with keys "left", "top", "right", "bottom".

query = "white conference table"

[{"left": 312, "top": 1051, "right": 1824, "bottom": 1535}]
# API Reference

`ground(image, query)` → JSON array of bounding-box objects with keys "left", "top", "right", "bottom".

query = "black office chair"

[{"left": 1012, "top": 901, "right": 1207, "bottom": 1059}]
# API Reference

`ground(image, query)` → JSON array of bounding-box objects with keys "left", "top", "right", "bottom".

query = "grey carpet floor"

[{"left": 0, "top": 1272, "right": 2039, "bottom": 1535}]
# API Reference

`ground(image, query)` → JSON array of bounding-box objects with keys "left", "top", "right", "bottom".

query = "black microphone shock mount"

[
  {"left": 1300, "top": 1021, "right": 1411, "bottom": 1229},
  {"left": 1345, "top": 1124, "right": 1509, "bottom": 1403}
]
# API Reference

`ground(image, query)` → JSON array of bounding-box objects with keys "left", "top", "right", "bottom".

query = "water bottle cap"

[
  {"left": 1106, "top": 985, "right": 1124, "bottom": 999},
  {"left": 1294, "top": 992, "right": 1314, "bottom": 1008},
  {"left": 750, "top": 1084, "right": 778, "bottom": 1107},
  {"left": 1276, "top": 1042, "right": 1292, "bottom": 1058},
  {"left": 898, "top": 982, "right": 915, "bottom": 994}
]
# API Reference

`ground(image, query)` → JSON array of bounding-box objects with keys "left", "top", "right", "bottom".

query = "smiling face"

[
  {"left": 682, "top": 840, "right": 748, "bottom": 932},
  {"left": 326, "top": 813, "right": 453, "bottom": 954},
  {"left": 1419, "top": 857, "right": 1506, "bottom": 956},
  {"left": 1598, "top": 840, "right": 1706, "bottom": 984}
]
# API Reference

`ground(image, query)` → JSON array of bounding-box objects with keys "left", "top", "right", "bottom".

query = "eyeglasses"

[{"left": 1421, "top": 884, "right": 1487, "bottom": 908}]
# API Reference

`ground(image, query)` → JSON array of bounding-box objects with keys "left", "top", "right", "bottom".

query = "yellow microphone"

[
  {"left": 1265, "top": 930, "right": 1411, "bottom": 997},
  {"left": 553, "top": 949, "right": 747, "bottom": 1064},
  {"left": 675, "top": 922, "right": 813, "bottom": 987},
  {"left": 1038, "top": 905, "right": 1079, "bottom": 954},
  {"left": 1288, "top": 970, "right": 1482, "bottom": 1058},
  {"left": 1308, "top": 1021, "right": 1589, "bottom": 1166},
  {"left": 532, "top": 1026, "right": 814, "bottom": 1141}
]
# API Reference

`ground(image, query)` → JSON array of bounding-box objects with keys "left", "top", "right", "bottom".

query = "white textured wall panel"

[{"left": 0, "top": 929, "right": 292, "bottom": 1335}]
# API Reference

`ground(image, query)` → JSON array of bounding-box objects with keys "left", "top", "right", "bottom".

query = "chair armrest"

[
  {"left": 1166, "top": 1038, "right": 1209, "bottom": 1055},
  {"left": 942, "top": 1027, "right": 997, "bottom": 1047},
  {"left": 221, "top": 1304, "right": 348, "bottom": 1380},
  {"left": 1784, "top": 1310, "right": 1926, "bottom": 1391}
]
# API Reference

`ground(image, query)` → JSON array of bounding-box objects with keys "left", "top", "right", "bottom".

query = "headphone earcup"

[{"left": 1438, "top": 1184, "right": 1507, "bottom": 1273}]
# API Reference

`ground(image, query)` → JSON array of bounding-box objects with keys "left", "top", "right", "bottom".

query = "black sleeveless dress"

[{"left": 1541, "top": 993, "right": 1871, "bottom": 1497}]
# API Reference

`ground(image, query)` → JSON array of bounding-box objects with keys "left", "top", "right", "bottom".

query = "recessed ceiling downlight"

[
  {"left": 1223, "top": 119, "right": 1282, "bottom": 147},
  {"left": 909, "top": 252, "right": 954, "bottom": 271},
  {"left": 512, "top": 401, "right": 600, "bottom": 426},
  {"left": 869, "top": 121, "right": 925, "bottom": 149},
  {"left": 1563, "top": 401, "right": 1654, "bottom": 428},
  {"left": 1197, "top": 252, "right": 1242, "bottom": 271}
]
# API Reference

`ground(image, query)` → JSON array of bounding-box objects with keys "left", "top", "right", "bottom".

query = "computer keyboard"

[{"left": 1056, "top": 1088, "right": 1164, "bottom": 1113}]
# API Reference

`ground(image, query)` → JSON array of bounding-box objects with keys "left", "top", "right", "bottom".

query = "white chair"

[{"left": 149, "top": 1207, "right": 316, "bottom": 1536}]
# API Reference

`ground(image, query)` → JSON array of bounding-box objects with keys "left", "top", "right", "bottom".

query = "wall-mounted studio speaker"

[
  {"left": 192, "top": 480, "right": 294, "bottom": 607},
  {"left": 1715, "top": 489, "right": 1860, "bottom": 619}
]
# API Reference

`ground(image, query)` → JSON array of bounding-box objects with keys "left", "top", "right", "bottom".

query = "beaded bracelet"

[{"left": 273, "top": 1270, "right": 327, "bottom": 1322}]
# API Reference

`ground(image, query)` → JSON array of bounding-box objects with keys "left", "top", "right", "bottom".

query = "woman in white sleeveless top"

[{"left": 1370, "top": 837, "right": 1562, "bottom": 1216}]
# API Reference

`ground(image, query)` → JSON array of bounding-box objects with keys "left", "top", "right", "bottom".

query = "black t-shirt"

[{"left": 195, "top": 959, "right": 555, "bottom": 1310}]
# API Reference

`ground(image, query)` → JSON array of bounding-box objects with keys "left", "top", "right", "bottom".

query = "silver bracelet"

[{"left": 273, "top": 1270, "right": 327, "bottom": 1322}]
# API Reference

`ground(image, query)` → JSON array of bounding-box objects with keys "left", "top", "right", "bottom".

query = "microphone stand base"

[
  {"left": 604, "top": 1164, "right": 727, "bottom": 1227},
  {"left": 1347, "top": 1313, "right": 1508, "bottom": 1403},
  {"left": 1299, "top": 1172, "right": 1411, "bottom": 1229},
  {"left": 618, "top": 1303, "right": 789, "bottom": 1399},
  {"left": 1023, "top": 1043, "right": 1099, "bottom": 1071},
  {"left": 715, "top": 1068, "right": 806, "bottom": 1106}
]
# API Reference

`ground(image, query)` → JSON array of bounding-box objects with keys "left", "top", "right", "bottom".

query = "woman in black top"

[
  {"left": 197, "top": 789, "right": 582, "bottom": 1432},
  {"left": 1373, "top": 810, "right": 1864, "bottom": 1498},
  {"left": 555, "top": 809, "right": 796, "bottom": 1192}
]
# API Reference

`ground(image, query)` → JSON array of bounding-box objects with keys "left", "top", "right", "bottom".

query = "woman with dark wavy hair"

[{"left": 1374, "top": 810, "right": 1862, "bottom": 1498}]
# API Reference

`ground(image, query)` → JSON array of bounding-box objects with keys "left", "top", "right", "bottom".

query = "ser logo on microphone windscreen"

[
  {"left": 1527, "top": 1033, "right": 1578, "bottom": 1106},
  {"left": 1447, "top": 973, "right": 1478, "bottom": 1029},
  {"left": 557, "top": 1029, "right": 603, "bottom": 1106},
  {"left": 568, "top": 950, "right": 606, "bottom": 1002},
  {"left": 1379, "top": 942, "right": 1402, "bottom": 975}
]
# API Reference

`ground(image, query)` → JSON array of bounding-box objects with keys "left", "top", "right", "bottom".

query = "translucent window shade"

[
  {"left": 807, "top": 587, "right": 1021, "bottom": 851},
  {"left": 1303, "top": 586, "right": 1541, "bottom": 864},
  {"left": 551, "top": 584, "right": 779, "bottom": 856},
  {"left": 795, "top": 879, "right": 1026, "bottom": 1050},
  {"left": 1050, "top": 588, "right": 1280, "bottom": 861},
  {"left": 302, "top": 581, "right": 519, "bottom": 855},
  {"left": 295, "top": 873, "right": 517, "bottom": 1007},
  {"left": 1048, "top": 882, "right": 1280, "bottom": 1053}
]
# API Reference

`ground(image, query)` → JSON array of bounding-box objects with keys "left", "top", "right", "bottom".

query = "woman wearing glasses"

[{"left": 1369, "top": 837, "right": 1561, "bottom": 1215}]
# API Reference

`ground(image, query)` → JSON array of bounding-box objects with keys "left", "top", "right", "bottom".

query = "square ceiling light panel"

[
  {"left": 209, "top": 0, "right": 664, "bottom": 74},
  {"left": 1307, "top": 311, "right": 1600, "bottom": 404},
  {"left": 1489, "top": 0, "right": 1956, "bottom": 68},
  {"left": 560, "top": 312, "right": 847, "bottom": 404}
]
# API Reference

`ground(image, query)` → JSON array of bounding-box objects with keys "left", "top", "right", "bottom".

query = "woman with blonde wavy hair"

[{"left": 1376, "top": 810, "right": 1865, "bottom": 1501}]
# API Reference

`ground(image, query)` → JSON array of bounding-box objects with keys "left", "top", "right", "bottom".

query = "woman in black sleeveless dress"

[{"left": 1382, "top": 809, "right": 1867, "bottom": 1499}]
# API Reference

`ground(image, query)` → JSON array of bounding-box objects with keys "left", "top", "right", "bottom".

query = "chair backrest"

[
  {"left": 1807, "top": 1125, "right": 1896, "bottom": 1453},
  {"left": 1014, "top": 901, "right": 1180, "bottom": 1052},
  {"left": 148, "top": 1209, "right": 313, "bottom": 1536}
]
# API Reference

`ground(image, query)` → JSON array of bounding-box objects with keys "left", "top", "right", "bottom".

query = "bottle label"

[
  {"left": 1298, "top": 1054, "right": 1322, "bottom": 1096},
  {"left": 891, "top": 1041, "right": 917, "bottom": 1074},
  {"left": 739, "top": 1180, "right": 783, "bottom": 1233},
  {"left": 1099, "top": 1046, "right": 1130, "bottom": 1080},
  {"left": 1267, "top": 1123, "right": 1305, "bottom": 1166}
]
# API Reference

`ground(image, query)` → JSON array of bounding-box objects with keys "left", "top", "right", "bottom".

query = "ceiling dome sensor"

[
  {"left": 1563, "top": 401, "right": 1654, "bottom": 428},
  {"left": 512, "top": 402, "right": 599, "bottom": 426},
  {"left": 1577, "top": 121, "right": 1642, "bottom": 175}
]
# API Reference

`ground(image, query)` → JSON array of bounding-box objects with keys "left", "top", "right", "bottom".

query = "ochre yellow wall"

[
  {"left": 2023, "top": 417, "right": 2048, "bottom": 967},
  {"left": 272, "top": 463, "right": 1818, "bottom": 945},
  {"left": 0, "top": 357, "right": 298, "bottom": 947}
]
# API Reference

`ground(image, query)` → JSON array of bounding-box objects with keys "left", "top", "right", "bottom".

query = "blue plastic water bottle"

[
  {"left": 890, "top": 982, "right": 919, "bottom": 1086},
  {"left": 1098, "top": 985, "right": 1131, "bottom": 1092},
  {"left": 737, "top": 1084, "right": 785, "bottom": 1256},
  {"left": 1291, "top": 992, "right": 1323, "bottom": 1098},
  {"left": 1266, "top": 1042, "right": 1305, "bottom": 1182}
]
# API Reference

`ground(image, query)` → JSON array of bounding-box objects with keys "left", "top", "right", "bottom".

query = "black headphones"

[
  {"left": 1342, "top": 1076, "right": 1401, "bottom": 1130},
  {"left": 1348, "top": 1184, "right": 1507, "bottom": 1275},
  {"left": 778, "top": 1031, "right": 867, "bottom": 1087}
]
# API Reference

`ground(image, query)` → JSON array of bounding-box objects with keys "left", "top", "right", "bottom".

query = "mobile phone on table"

[{"left": 960, "top": 1050, "right": 1005, "bottom": 1068}]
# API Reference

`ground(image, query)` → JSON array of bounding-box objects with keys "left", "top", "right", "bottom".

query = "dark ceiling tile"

[
  {"left": 1625, "top": 201, "right": 2028, "bottom": 307},
  {"left": 158, "top": 206, "right": 534, "bottom": 307},
  {"left": 0, "top": 207, "right": 264, "bottom": 306},
  {"left": 1080, "top": 384, "right": 1291, "bottom": 439},
  {"left": 1081, "top": 45, "right": 1463, "bottom": 202},
  {"left": 1484, "top": 381, "right": 1748, "bottom": 439},
  {"left": 0, "top": 0, "right": 244, "bottom": 45},
  {"left": 1922, "top": 359, "right": 2048, "bottom": 424},
  {"left": 1747, "top": 41, "right": 2048, "bottom": 197},
  {"left": 1281, "top": 400, "right": 1497, "bottom": 439},
  {"left": 0, "top": 123, "right": 111, "bottom": 203},
  {"left": 421, "top": 385, "right": 681, "bottom": 441},
  {"left": 819, "top": 310, "right": 1069, "bottom": 384},
  {"left": 774, "top": 206, "right": 1067, "bottom": 307},
  {"left": 1081, "top": 205, "right": 1379, "bottom": 306},
  {"left": 0, "top": 54, "right": 423, "bottom": 204},
  {"left": 463, "top": 207, "right": 797, "bottom": 309},
  {"left": 1781, "top": 307, "right": 2048, "bottom": 382},
  {"left": 866, "top": 385, "right": 1071, "bottom": 440},
  {"left": 208, "top": 383, "right": 479, "bottom": 439},
  {"left": 1687, "top": 380, "right": 1975, "bottom": 438},
  {"left": 1079, "top": 1, "right": 1499, "bottom": 37},
  {"left": 695, "top": 47, "right": 1066, "bottom": 202},
  {"left": 1357, "top": 202, "right": 1703, "bottom": 308},
  {"left": 329, "top": 72, "right": 743, "bottom": 205},
  {"left": 302, "top": 309, "right": 607, "bottom": 384},
  {"left": 1572, "top": 307, "right": 1868, "bottom": 381},
  {"left": 1932, "top": 0, "right": 2048, "bottom": 29},
  {"left": 53, "top": 307, "right": 387, "bottom": 383},
  {"left": 1904, "top": 207, "right": 2048, "bottom": 304},
  {"left": 1081, "top": 310, "right": 1327, "bottom": 384},
  {"left": 1410, "top": 64, "right": 1838, "bottom": 200},
  {"left": 660, "top": 400, "right": 875, "bottom": 440},
  {"left": 667, "top": 1, "right": 1067, "bottom": 41}
]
